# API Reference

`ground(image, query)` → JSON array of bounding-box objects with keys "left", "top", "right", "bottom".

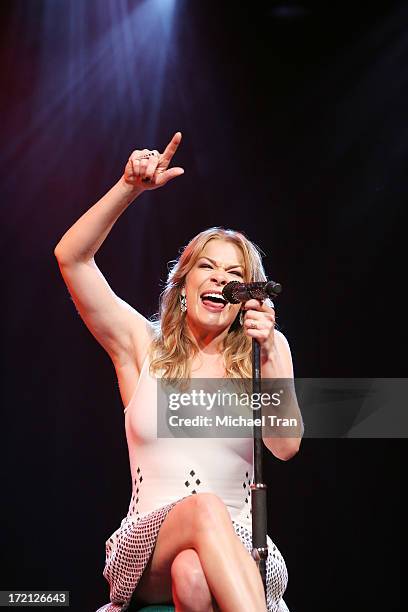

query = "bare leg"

[
  {"left": 133, "top": 493, "right": 267, "bottom": 611},
  {"left": 171, "top": 549, "right": 216, "bottom": 612}
]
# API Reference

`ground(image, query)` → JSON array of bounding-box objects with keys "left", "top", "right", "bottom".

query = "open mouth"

[{"left": 200, "top": 292, "right": 228, "bottom": 311}]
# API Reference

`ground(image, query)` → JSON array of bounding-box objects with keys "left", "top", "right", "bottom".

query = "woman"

[{"left": 54, "top": 132, "right": 302, "bottom": 612}]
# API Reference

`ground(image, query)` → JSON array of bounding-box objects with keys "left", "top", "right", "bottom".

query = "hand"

[
  {"left": 124, "top": 132, "right": 184, "bottom": 191},
  {"left": 242, "top": 298, "right": 276, "bottom": 362}
]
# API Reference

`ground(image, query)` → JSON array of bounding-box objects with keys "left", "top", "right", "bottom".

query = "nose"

[{"left": 210, "top": 269, "right": 229, "bottom": 286}]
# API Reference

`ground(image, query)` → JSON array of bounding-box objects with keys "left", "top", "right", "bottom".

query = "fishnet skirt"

[{"left": 96, "top": 499, "right": 289, "bottom": 612}]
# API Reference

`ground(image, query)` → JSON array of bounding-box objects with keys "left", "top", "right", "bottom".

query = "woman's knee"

[
  {"left": 171, "top": 549, "right": 213, "bottom": 611},
  {"left": 192, "top": 492, "right": 232, "bottom": 533}
]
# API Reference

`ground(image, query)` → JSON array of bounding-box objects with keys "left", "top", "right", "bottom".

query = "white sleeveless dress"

[{"left": 96, "top": 357, "right": 289, "bottom": 612}]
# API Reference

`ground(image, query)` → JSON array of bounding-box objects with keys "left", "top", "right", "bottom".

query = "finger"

[
  {"left": 132, "top": 158, "right": 140, "bottom": 177},
  {"left": 244, "top": 300, "right": 274, "bottom": 317},
  {"left": 124, "top": 157, "right": 133, "bottom": 175},
  {"left": 156, "top": 166, "right": 185, "bottom": 186},
  {"left": 244, "top": 311, "right": 263, "bottom": 322},
  {"left": 245, "top": 328, "right": 270, "bottom": 340},
  {"left": 144, "top": 156, "right": 160, "bottom": 181},
  {"left": 161, "top": 132, "right": 182, "bottom": 166},
  {"left": 243, "top": 310, "right": 275, "bottom": 329},
  {"left": 244, "top": 308, "right": 264, "bottom": 319},
  {"left": 130, "top": 150, "right": 147, "bottom": 177},
  {"left": 243, "top": 299, "right": 264, "bottom": 311},
  {"left": 139, "top": 158, "right": 150, "bottom": 179},
  {"left": 244, "top": 318, "right": 259, "bottom": 330},
  {"left": 124, "top": 158, "right": 138, "bottom": 184},
  {"left": 245, "top": 316, "right": 271, "bottom": 329},
  {"left": 130, "top": 149, "right": 148, "bottom": 162}
]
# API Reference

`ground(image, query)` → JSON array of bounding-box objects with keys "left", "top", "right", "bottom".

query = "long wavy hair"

[{"left": 149, "top": 227, "right": 270, "bottom": 379}]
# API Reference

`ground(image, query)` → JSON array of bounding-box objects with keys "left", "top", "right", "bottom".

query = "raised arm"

[{"left": 54, "top": 132, "right": 184, "bottom": 374}]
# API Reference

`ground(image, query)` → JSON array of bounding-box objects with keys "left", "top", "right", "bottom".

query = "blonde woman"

[{"left": 54, "top": 132, "right": 302, "bottom": 612}]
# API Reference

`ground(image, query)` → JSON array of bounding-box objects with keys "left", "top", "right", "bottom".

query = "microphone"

[{"left": 222, "top": 280, "right": 282, "bottom": 304}]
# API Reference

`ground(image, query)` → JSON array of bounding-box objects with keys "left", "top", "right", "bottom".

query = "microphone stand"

[
  {"left": 248, "top": 284, "right": 282, "bottom": 600},
  {"left": 250, "top": 338, "right": 268, "bottom": 598},
  {"left": 222, "top": 280, "right": 282, "bottom": 601}
]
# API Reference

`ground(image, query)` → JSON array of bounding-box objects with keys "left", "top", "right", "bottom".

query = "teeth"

[{"left": 201, "top": 292, "right": 227, "bottom": 304}]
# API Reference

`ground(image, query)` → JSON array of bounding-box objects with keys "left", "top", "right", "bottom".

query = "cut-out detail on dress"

[{"left": 184, "top": 467, "right": 202, "bottom": 495}]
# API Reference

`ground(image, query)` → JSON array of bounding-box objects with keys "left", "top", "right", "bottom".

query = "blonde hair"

[{"left": 149, "top": 227, "right": 269, "bottom": 379}]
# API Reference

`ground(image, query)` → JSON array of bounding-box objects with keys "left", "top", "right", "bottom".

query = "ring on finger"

[
  {"left": 249, "top": 320, "right": 257, "bottom": 330},
  {"left": 137, "top": 150, "right": 159, "bottom": 160}
]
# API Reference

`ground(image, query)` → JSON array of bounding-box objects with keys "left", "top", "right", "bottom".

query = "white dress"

[{"left": 96, "top": 357, "right": 289, "bottom": 612}]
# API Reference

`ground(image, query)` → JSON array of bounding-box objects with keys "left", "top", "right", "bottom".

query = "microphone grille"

[{"left": 222, "top": 281, "right": 241, "bottom": 304}]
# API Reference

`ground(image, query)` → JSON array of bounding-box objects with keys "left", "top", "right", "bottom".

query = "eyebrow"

[{"left": 198, "top": 256, "right": 244, "bottom": 270}]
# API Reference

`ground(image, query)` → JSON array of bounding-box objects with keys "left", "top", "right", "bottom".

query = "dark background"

[{"left": 1, "top": 1, "right": 406, "bottom": 610}]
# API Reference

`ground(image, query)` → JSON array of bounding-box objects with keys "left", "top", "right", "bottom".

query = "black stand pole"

[
  {"left": 221, "top": 279, "right": 283, "bottom": 602},
  {"left": 250, "top": 338, "right": 268, "bottom": 600}
]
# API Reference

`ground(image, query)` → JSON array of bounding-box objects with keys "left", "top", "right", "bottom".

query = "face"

[{"left": 183, "top": 239, "right": 245, "bottom": 334}]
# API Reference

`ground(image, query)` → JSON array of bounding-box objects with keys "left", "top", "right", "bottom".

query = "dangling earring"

[
  {"left": 239, "top": 309, "right": 244, "bottom": 326},
  {"left": 180, "top": 291, "right": 187, "bottom": 313}
]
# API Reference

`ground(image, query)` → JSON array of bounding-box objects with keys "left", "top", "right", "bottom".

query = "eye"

[
  {"left": 199, "top": 263, "right": 212, "bottom": 269},
  {"left": 230, "top": 270, "right": 243, "bottom": 277}
]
